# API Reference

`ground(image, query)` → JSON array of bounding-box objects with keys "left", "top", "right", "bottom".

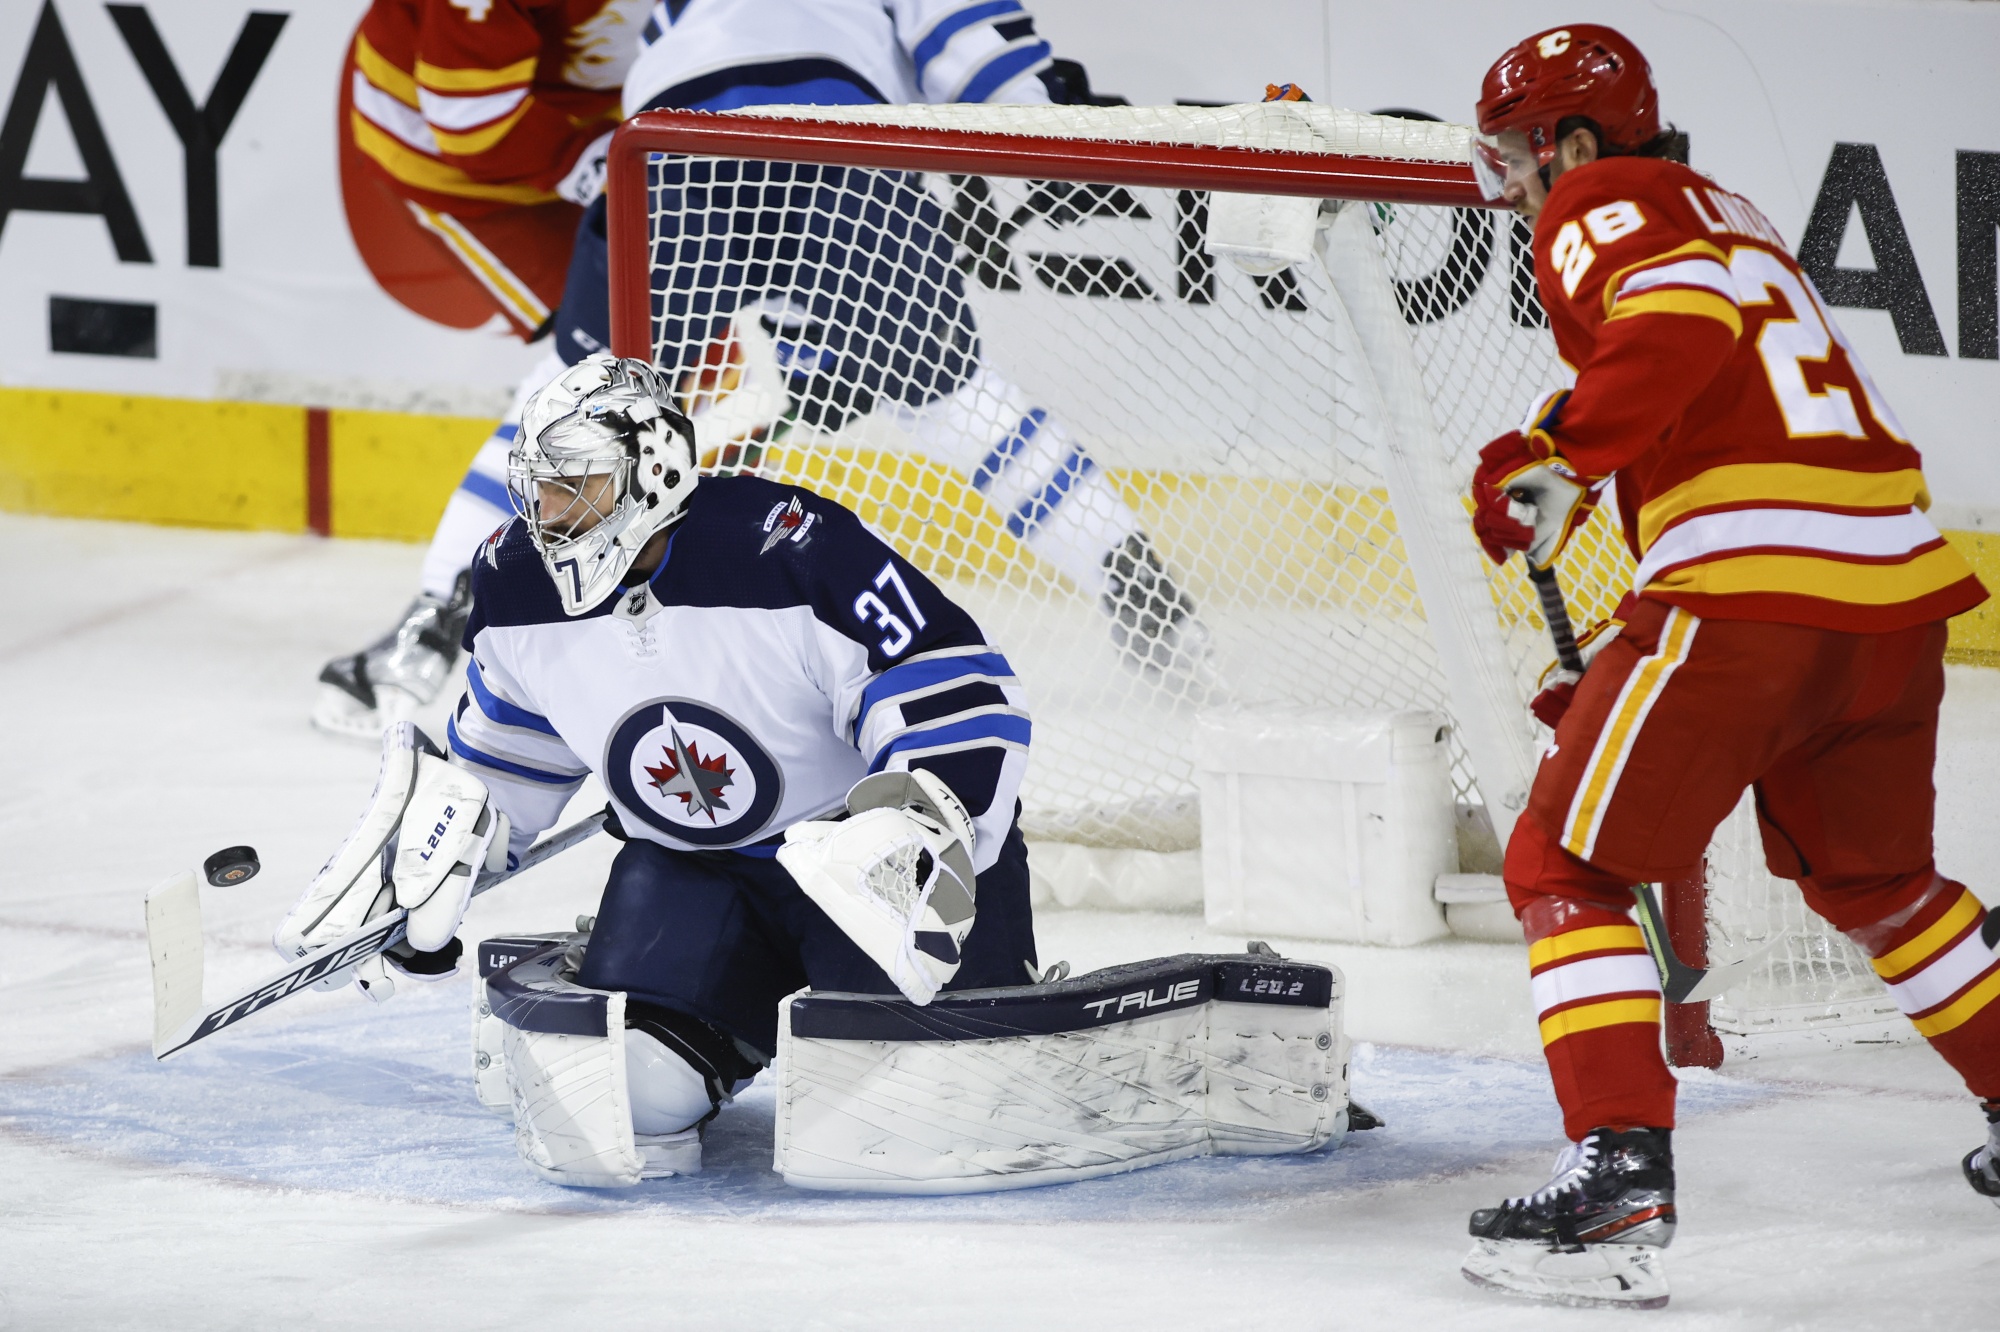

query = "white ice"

[{"left": 2, "top": 513, "right": 1996, "bottom": 1330}]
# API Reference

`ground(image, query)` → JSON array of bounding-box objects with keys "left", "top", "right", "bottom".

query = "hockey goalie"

[
  {"left": 1458, "top": 23, "right": 1999, "bottom": 1310},
  {"left": 274, "top": 355, "right": 1360, "bottom": 1190}
]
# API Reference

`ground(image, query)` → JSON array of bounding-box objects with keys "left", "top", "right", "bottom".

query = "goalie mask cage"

[{"left": 603, "top": 103, "right": 1902, "bottom": 1065}]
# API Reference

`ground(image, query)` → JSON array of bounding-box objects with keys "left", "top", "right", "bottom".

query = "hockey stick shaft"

[
  {"left": 1630, "top": 882, "right": 1778, "bottom": 1005},
  {"left": 151, "top": 809, "right": 606, "bottom": 1060},
  {"left": 1527, "top": 563, "right": 1585, "bottom": 675}
]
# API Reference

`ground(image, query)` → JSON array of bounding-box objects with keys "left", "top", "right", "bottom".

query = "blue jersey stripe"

[
  {"left": 448, "top": 715, "right": 583, "bottom": 786},
  {"left": 648, "top": 59, "right": 888, "bottom": 113},
  {"left": 959, "top": 40, "right": 1051, "bottom": 104},
  {"left": 971, "top": 409, "right": 1042, "bottom": 493},
  {"left": 466, "top": 657, "right": 560, "bottom": 735},
  {"left": 457, "top": 468, "right": 509, "bottom": 513},
  {"left": 857, "top": 652, "right": 1016, "bottom": 732},
  {"left": 1007, "top": 445, "right": 1094, "bottom": 538},
  {"left": 912, "top": 0, "right": 1024, "bottom": 83},
  {"left": 689, "top": 77, "right": 881, "bottom": 113},
  {"left": 870, "top": 712, "right": 1032, "bottom": 771}
]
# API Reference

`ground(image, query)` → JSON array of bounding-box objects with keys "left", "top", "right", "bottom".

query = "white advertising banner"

[{"left": 2, "top": 0, "right": 1996, "bottom": 507}]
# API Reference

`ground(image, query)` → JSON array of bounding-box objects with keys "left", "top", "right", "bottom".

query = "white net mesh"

[{"left": 628, "top": 103, "right": 1895, "bottom": 1044}]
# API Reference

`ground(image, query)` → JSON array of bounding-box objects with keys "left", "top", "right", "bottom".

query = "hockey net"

[{"left": 604, "top": 103, "right": 1899, "bottom": 1059}]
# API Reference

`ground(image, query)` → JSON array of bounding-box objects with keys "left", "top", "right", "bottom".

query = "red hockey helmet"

[{"left": 1471, "top": 25, "right": 1660, "bottom": 198}]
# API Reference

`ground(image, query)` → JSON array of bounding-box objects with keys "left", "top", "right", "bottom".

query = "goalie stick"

[
  {"left": 146, "top": 809, "right": 606, "bottom": 1060},
  {"left": 1523, "top": 563, "right": 1774, "bottom": 1006}
]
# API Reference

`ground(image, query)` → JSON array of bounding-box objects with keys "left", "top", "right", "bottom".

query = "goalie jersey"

[{"left": 451, "top": 475, "right": 1030, "bottom": 872}]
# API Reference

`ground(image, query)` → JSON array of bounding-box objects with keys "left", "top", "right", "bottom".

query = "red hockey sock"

[
  {"left": 1509, "top": 817, "right": 1677, "bottom": 1140},
  {"left": 1835, "top": 875, "right": 2000, "bottom": 1100}
]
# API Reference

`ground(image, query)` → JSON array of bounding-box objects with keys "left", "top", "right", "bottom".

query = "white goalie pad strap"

[
  {"left": 777, "top": 772, "right": 978, "bottom": 1007},
  {"left": 1204, "top": 191, "right": 1322, "bottom": 276},
  {"left": 774, "top": 953, "right": 1349, "bottom": 1194},
  {"left": 274, "top": 722, "right": 433, "bottom": 963}
]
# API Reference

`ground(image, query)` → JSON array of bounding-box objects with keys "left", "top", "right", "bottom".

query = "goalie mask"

[{"left": 510, "top": 354, "right": 699, "bottom": 615}]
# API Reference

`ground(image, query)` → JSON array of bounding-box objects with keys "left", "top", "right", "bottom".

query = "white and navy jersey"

[
  {"left": 451, "top": 475, "right": 1030, "bottom": 874},
  {"left": 625, "top": 0, "right": 1057, "bottom": 114}
]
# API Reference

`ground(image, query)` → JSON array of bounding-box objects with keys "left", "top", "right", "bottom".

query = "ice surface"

[{"left": 3, "top": 514, "right": 1997, "bottom": 1330}]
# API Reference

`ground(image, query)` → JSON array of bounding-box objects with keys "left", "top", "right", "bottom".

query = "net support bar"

[{"left": 1318, "top": 204, "right": 1538, "bottom": 843}]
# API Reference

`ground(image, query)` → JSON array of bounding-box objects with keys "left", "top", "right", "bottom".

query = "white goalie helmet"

[{"left": 510, "top": 354, "right": 699, "bottom": 615}]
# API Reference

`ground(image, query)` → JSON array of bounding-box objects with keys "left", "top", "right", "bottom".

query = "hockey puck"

[{"left": 203, "top": 845, "right": 261, "bottom": 887}]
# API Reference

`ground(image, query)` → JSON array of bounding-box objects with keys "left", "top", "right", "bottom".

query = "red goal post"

[{"left": 604, "top": 108, "right": 1492, "bottom": 362}]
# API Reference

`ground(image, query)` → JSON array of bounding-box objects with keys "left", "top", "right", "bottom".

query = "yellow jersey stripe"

[
  {"left": 1872, "top": 891, "right": 1984, "bottom": 981},
  {"left": 1599, "top": 239, "right": 1731, "bottom": 319},
  {"left": 1539, "top": 997, "right": 1662, "bottom": 1045},
  {"left": 1646, "top": 542, "right": 1975, "bottom": 606},
  {"left": 408, "top": 205, "right": 551, "bottom": 328},
  {"left": 353, "top": 32, "right": 419, "bottom": 108},
  {"left": 350, "top": 113, "right": 557, "bottom": 205},
  {"left": 432, "top": 99, "right": 534, "bottom": 156},
  {"left": 1563, "top": 608, "right": 1697, "bottom": 860},
  {"left": 1911, "top": 965, "right": 2000, "bottom": 1038},
  {"left": 1528, "top": 925, "right": 1648, "bottom": 971},
  {"left": 1638, "top": 465, "right": 1930, "bottom": 551},
  {"left": 415, "top": 56, "right": 537, "bottom": 93},
  {"left": 1606, "top": 289, "right": 1744, "bottom": 340}
]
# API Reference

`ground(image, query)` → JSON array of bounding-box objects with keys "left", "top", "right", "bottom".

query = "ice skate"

[
  {"left": 312, "top": 572, "right": 472, "bottom": 740},
  {"left": 1101, "top": 532, "right": 1210, "bottom": 678},
  {"left": 1461, "top": 1127, "right": 1676, "bottom": 1310},
  {"left": 1965, "top": 1101, "right": 2000, "bottom": 1207}
]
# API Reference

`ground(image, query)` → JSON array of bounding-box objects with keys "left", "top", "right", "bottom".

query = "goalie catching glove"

[
  {"left": 1471, "top": 390, "right": 1606, "bottom": 569},
  {"left": 273, "top": 723, "right": 506, "bottom": 1000},
  {"left": 776, "top": 769, "right": 978, "bottom": 1006}
]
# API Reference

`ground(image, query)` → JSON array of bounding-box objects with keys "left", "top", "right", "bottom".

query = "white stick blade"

[{"left": 146, "top": 871, "right": 205, "bottom": 1058}]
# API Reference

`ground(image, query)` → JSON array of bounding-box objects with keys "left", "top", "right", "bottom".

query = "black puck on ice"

[{"left": 203, "top": 846, "right": 261, "bottom": 887}]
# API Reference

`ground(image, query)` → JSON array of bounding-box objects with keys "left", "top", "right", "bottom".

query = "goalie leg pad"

[
  {"left": 774, "top": 951, "right": 1352, "bottom": 1194},
  {"left": 487, "top": 939, "right": 715, "bottom": 1186}
]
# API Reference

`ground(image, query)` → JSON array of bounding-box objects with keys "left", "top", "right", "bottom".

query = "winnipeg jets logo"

[
  {"left": 760, "top": 496, "right": 817, "bottom": 554},
  {"left": 642, "top": 726, "right": 735, "bottom": 822},
  {"left": 603, "top": 699, "right": 783, "bottom": 846}
]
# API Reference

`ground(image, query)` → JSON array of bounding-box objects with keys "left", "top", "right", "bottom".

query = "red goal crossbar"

[{"left": 604, "top": 108, "right": 1493, "bottom": 362}]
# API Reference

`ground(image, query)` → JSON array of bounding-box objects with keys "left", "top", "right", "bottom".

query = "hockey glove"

[
  {"left": 776, "top": 770, "right": 978, "bottom": 1006},
  {"left": 392, "top": 753, "right": 506, "bottom": 956},
  {"left": 1471, "top": 391, "right": 1600, "bottom": 568},
  {"left": 1529, "top": 593, "right": 1635, "bottom": 728}
]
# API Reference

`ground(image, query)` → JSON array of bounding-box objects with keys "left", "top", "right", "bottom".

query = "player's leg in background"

[
  {"left": 317, "top": 111, "right": 583, "bottom": 738},
  {"left": 819, "top": 167, "right": 1207, "bottom": 673},
  {"left": 1753, "top": 619, "right": 2000, "bottom": 1203},
  {"left": 310, "top": 347, "right": 565, "bottom": 739},
  {"left": 637, "top": 160, "right": 1205, "bottom": 673}
]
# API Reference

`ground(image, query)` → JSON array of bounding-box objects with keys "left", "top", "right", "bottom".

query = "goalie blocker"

[{"left": 471, "top": 938, "right": 1369, "bottom": 1191}]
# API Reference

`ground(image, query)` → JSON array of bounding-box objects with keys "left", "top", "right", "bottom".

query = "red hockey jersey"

[
  {"left": 345, "top": 0, "right": 650, "bottom": 215},
  {"left": 1527, "top": 156, "right": 1983, "bottom": 632}
]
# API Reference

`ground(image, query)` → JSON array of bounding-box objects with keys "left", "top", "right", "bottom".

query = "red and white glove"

[
  {"left": 1469, "top": 391, "right": 1601, "bottom": 568},
  {"left": 1529, "top": 593, "right": 1636, "bottom": 728}
]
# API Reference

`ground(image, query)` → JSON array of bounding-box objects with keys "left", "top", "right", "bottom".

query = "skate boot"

[
  {"left": 312, "top": 571, "right": 472, "bottom": 740},
  {"left": 1101, "top": 532, "right": 1210, "bottom": 677},
  {"left": 1964, "top": 1099, "right": 2000, "bottom": 1207},
  {"left": 1462, "top": 1126, "right": 1676, "bottom": 1310}
]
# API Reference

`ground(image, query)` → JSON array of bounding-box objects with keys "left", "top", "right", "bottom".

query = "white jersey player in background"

[
  {"left": 314, "top": 0, "right": 1204, "bottom": 738},
  {"left": 280, "top": 355, "right": 1039, "bottom": 1180}
]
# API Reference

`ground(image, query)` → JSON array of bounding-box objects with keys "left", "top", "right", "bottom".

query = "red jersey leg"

[
  {"left": 1825, "top": 875, "right": 2000, "bottom": 1101},
  {"left": 1508, "top": 818, "right": 1676, "bottom": 1140}
]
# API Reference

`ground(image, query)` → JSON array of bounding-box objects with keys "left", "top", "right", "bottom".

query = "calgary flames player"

[{"left": 1463, "top": 23, "right": 1999, "bottom": 1309}]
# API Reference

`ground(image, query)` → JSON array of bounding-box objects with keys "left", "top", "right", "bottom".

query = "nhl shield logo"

[{"left": 603, "top": 699, "right": 784, "bottom": 846}]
